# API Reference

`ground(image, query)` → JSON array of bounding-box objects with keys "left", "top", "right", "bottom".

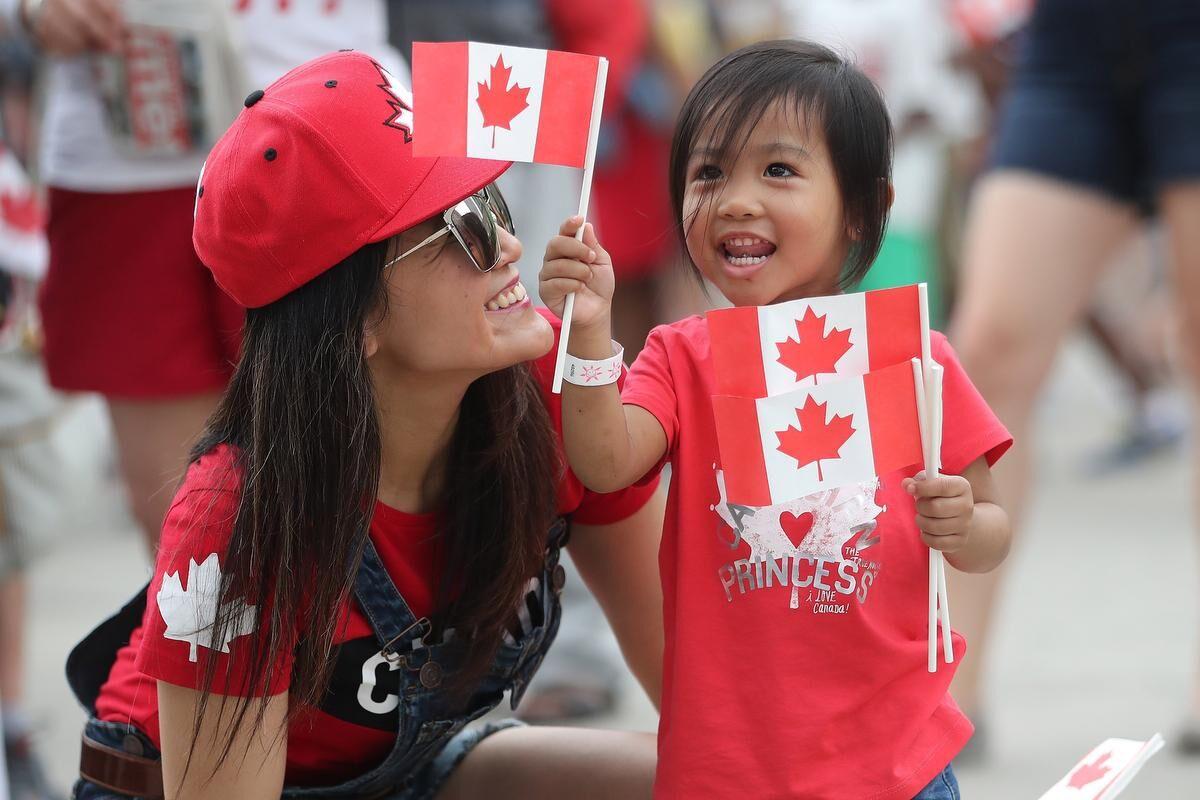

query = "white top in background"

[{"left": 38, "top": 0, "right": 407, "bottom": 193}]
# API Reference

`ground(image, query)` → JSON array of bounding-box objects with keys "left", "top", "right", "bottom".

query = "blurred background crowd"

[{"left": 1, "top": 0, "right": 1198, "bottom": 798}]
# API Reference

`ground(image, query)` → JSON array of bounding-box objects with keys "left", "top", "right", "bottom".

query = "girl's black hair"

[
  {"left": 669, "top": 39, "right": 894, "bottom": 289},
  {"left": 185, "top": 239, "right": 559, "bottom": 774}
]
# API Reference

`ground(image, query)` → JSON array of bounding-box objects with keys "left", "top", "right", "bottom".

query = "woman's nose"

[{"left": 496, "top": 227, "right": 523, "bottom": 269}]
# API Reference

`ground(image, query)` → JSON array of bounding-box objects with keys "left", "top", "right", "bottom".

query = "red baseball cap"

[{"left": 193, "top": 50, "right": 510, "bottom": 308}]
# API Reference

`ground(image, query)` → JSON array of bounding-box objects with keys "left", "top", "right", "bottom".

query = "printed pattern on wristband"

[{"left": 563, "top": 342, "right": 624, "bottom": 386}]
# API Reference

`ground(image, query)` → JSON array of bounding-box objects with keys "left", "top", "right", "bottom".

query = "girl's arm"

[
  {"left": 903, "top": 456, "right": 1011, "bottom": 574},
  {"left": 157, "top": 681, "right": 288, "bottom": 800},
  {"left": 541, "top": 217, "right": 669, "bottom": 493},
  {"left": 566, "top": 488, "right": 666, "bottom": 709}
]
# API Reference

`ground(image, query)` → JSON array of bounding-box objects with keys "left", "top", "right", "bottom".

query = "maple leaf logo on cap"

[
  {"left": 375, "top": 62, "right": 413, "bottom": 142},
  {"left": 775, "top": 397, "right": 856, "bottom": 481},
  {"left": 776, "top": 307, "right": 853, "bottom": 384},
  {"left": 476, "top": 54, "right": 530, "bottom": 148}
]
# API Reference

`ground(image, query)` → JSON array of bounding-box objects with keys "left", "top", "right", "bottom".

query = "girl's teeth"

[{"left": 727, "top": 254, "right": 768, "bottom": 266}]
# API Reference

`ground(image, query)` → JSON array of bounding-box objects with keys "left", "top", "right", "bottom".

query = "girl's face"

[
  {"left": 365, "top": 219, "right": 553, "bottom": 378},
  {"left": 683, "top": 103, "right": 852, "bottom": 306}
]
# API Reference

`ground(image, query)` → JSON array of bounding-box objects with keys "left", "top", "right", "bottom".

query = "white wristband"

[{"left": 563, "top": 341, "right": 624, "bottom": 386}]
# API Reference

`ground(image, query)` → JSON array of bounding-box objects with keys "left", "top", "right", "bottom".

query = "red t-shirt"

[
  {"left": 622, "top": 315, "right": 1011, "bottom": 800},
  {"left": 94, "top": 310, "right": 658, "bottom": 787}
]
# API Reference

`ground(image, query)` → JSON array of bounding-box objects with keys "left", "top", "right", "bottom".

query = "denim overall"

[{"left": 67, "top": 517, "right": 570, "bottom": 800}]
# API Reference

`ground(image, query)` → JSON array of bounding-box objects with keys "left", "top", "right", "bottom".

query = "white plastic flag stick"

[
  {"left": 0, "top": 699, "right": 9, "bottom": 800},
  {"left": 931, "top": 364, "right": 954, "bottom": 663},
  {"left": 911, "top": 359, "right": 937, "bottom": 673},
  {"left": 916, "top": 285, "right": 940, "bottom": 670},
  {"left": 552, "top": 57, "right": 610, "bottom": 394}
]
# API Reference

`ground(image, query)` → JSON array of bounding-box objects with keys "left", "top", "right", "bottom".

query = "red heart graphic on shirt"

[{"left": 779, "top": 511, "right": 815, "bottom": 550}]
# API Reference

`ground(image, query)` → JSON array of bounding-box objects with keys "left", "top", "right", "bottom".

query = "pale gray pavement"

[{"left": 15, "top": 335, "right": 1200, "bottom": 798}]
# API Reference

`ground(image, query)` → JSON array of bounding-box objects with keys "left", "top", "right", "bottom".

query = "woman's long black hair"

[{"left": 187, "top": 239, "right": 559, "bottom": 769}]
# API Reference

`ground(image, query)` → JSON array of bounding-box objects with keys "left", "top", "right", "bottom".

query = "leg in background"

[{"left": 948, "top": 172, "right": 1137, "bottom": 722}]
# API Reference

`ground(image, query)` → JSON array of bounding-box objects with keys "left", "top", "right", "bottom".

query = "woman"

[{"left": 66, "top": 51, "right": 661, "bottom": 799}]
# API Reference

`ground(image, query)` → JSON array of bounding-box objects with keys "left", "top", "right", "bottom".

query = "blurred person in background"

[
  {"left": 2, "top": 0, "right": 406, "bottom": 555},
  {"left": 948, "top": 0, "right": 1200, "bottom": 756},
  {"left": 589, "top": 0, "right": 719, "bottom": 360},
  {"left": 948, "top": 0, "right": 1184, "bottom": 482},
  {"left": 0, "top": 122, "right": 60, "bottom": 800},
  {"left": 389, "top": 0, "right": 662, "bottom": 722}
]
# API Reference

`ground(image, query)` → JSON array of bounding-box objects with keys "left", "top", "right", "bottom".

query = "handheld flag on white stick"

[
  {"left": 712, "top": 361, "right": 924, "bottom": 507},
  {"left": 707, "top": 284, "right": 923, "bottom": 397},
  {"left": 1038, "top": 735, "right": 1165, "bottom": 800},
  {"left": 410, "top": 41, "right": 609, "bottom": 394}
]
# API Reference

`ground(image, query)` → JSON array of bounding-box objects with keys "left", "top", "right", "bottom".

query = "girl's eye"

[
  {"left": 694, "top": 164, "right": 723, "bottom": 182},
  {"left": 765, "top": 163, "right": 797, "bottom": 178}
]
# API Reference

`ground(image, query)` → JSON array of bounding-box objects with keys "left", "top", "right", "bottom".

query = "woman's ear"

[{"left": 363, "top": 328, "right": 380, "bottom": 359}]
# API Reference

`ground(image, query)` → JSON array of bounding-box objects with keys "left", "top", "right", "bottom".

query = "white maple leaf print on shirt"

[{"left": 157, "top": 553, "right": 257, "bottom": 662}]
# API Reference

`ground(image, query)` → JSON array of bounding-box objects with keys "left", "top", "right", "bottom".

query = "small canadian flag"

[
  {"left": 412, "top": 41, "right": 603, "bottom": 168},
  {"left": 1038, "top": 734, "right": 1165, "bottom": 800},
  {"left": 712, "top": 360, "right": 924, "bottom": 506},
  {"left": 707, "top": 284, "right": 923, "bottom": 398}
]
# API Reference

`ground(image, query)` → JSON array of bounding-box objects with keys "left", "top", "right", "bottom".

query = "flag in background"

[
  {"left": 411, "top": 41, "right": 602, "bottom": 167},
  {"left": 1038, "top": 735, "right": 1164, "bottom": 800},
  {"left": 712, "top": 360, "right": 924, "bottom": 507},
  {"left": 707, "top": 284, "right": 923, "bottom": 398}
]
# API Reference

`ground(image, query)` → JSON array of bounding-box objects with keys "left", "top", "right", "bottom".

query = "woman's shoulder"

[
  {"left": 157, "top": 444, "right": 243, "bottom": 558},
  {"left": 181, "top": 443, "right": 243, "bottom": 494}
]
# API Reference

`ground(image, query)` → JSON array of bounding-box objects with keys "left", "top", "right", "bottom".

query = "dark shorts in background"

[
  {"left": 39, "top": 187, "right": 243, "bottom": 399},
  {"left": 990, "top": 0, "right": 1200, "bottom": 205}
]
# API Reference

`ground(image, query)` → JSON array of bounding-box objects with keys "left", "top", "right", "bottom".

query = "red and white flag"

[
  {"left": 1039, "top": 735, "right": 1165, "bottom": 800},
  {"left": 411, "top": 41, "right": 603, "bottom": 168},
  {"left": 712, "top": 361, "right": 924, "bottom": 507},
  {"left": 707, "top": 284, "right": 923, "bottom": 398}
]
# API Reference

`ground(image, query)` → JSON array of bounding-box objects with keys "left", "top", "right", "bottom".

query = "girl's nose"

[
  {"left": 495, "top": 227, "right": 523, "bottom": 269},
  {"left": 717, "top": 182, "right": 764, "bottom": 220}
]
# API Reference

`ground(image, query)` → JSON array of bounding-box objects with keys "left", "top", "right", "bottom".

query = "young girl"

[
  {"left": 540, "top": 40, "right": 1013, "bottom": 799},
  {"left": 66, "top": 51, "right": 662, "bottom": 799}
]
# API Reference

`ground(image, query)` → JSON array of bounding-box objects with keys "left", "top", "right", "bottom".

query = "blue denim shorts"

[
  {"left": 72, "top": 716, "right": 524, "bottom": 800},
  {"left": 991, "top": 0, "right": 1200, "bottom": 204},
  {"left": 912, "top": 764, "right": 961, "bottom": 800},
  {"left": 907, "top": 762, "right": 964, "bottom": 800}
]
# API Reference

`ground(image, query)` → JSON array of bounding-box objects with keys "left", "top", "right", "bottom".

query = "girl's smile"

[{"left": 716, "top": 231, "right": 778, "bottom": 279}]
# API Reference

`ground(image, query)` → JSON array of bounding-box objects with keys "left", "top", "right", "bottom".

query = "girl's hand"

[
  {"left": 902, "top": 472, "right": 975, "bottom": 554},
  {"left": 539, "top": 216, "right": 615, "bottom": 331}
]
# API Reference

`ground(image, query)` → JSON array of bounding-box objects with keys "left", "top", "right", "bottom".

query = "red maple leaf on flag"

[
  {"left": 476, "top": 55, "right": 530, "bottom": 148},
  {"left": 1067, "top": 751, "right": 1113, "bottom": 789},
  {"left": 0, "top": 190, "right": 43, "bottom": 233},
  {"left": 775, "top": 397, "right": 856, "bottom": 481},
  {"left": 775, "top": 307, "right": 853, "bottom": 383}
]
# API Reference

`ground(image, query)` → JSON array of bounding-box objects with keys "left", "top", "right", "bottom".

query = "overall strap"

[{"left": 352, "top": 537, "right": 430, "bottom": 658}]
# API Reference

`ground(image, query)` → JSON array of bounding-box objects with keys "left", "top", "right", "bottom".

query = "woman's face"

[{"left": 365, "top": 215, "right": 553, "bottom": 379}]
